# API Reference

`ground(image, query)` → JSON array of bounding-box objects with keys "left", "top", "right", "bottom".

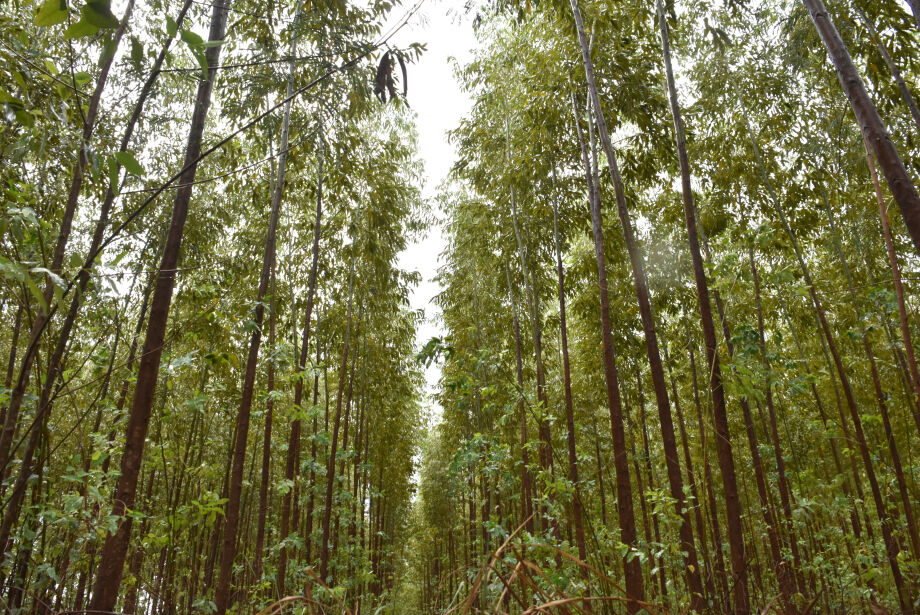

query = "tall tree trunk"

[
  {"left": 803, "top": 0, "right": 920, "bottom": 256},
  {"left": 733, "top": 262, "right": 797, "bottom": 611},
  {"left": 866, "top": 141, "right": 920, "bottom": 434},
  {"left": 0, "top": 0, "right": 136, "bottom": 474},
  {"left": 551, "top": 192, "right": 587, "bottom": 566},
  {"left": 689, "top": 341, "right": 730, "bottom": 611},
  {"left": 662, "top": 339, "right": 717, "bottom": 605},
  {"left": 571, "top": 3, "right": 706, "bottom": 607},
  {"left": 745, "top": 109, "right": 912, "bottom": 612},
  {"left": 88, "top": 1, "right": 230, "bottom": 609},
  {"left": 214, "top": 7, "right": 296, "bottom": 605},
  {"left": 305, "top": 336, "right": 322, "bottom": 566},
  {"left": 505, "top": 262, "right": 533, "bottom": 533},
  {"left": 654, "top": 4, "right": 747, "bottom": 610},
  {"left": 279, "top": 132, "right": 323, "bottom": 595},
  {"left": 570, "top": 92, "right": 644, "bottom": 612},
  {"left": 320, "top": 256, "right": 356, "bottom": 581},
  {"left": 254, "top": 285, "right": 275, "bottom": 584}
]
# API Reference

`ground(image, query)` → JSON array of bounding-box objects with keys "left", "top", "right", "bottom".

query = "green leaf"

[
  {"left": 24, "top": 273, "right": 47, "bottom": 313},
  {"left": 98, "top": 35, "right": 117, "bottom": 66},
  {"left": 34, "top": 0, "right": 68, "bottom": 27},
  {"left": 108, "top": 156, "right": 119, "bottom": 192},
  {"left": 84, "top": 1, "right": 119, "bottom": 28},
  {"left": 180, "top": 29, "right": 204, "bottom": 47},
  {"left": 129, "top": 36, "right": 143, "bottom": 70},
  {"left": 73, "top": 71, "right": 92, "bottom": 86},
  {"left": 192, "top": 47, "right": 208, "bottom": 78},
  {"left": 166, "top": 15, "right": 178, "bottom": 38},
  {"left": 115, "top": 151, "right": 144, "bottom": 176},
  {"left": 13, "top": 109, "right": 34, "bottom": 127},
  {"left": 63, "top": 17, "right": 98, "bottom": 39}
]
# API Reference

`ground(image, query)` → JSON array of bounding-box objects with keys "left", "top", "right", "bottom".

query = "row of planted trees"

[
  {"left": 0, "top": 0, "right": 428, "bottom": 613},
  {"left": 407, "top": 0, "right": 920, "bottom": 613}
]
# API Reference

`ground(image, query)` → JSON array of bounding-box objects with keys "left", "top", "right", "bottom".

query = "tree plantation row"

[
  {"left": 408, "top": 0, "right": 920, "bottom": 613},
  {"left": 2, "top": 0, "right": 920, "bottom": 614}
]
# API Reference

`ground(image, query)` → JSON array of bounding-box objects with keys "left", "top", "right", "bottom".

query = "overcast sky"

[{"left": 390, "top": 1, "right": 478, "bottom": 407}]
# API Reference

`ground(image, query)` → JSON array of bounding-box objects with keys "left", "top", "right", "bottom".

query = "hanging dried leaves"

[{"left": 373, "top": 50, "right": 407, "bottom": 103}]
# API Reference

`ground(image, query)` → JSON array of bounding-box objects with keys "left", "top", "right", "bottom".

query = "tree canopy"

[{"left": 2, "top": 0, "right": 920, "bottom": 613}]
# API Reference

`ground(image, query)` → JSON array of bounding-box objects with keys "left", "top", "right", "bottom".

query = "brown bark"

[
  {"left": 320, "top": 256, "right": 356, "bottom": 581},
  {"left": 305, "top": 337, "right": 322, "bottom": 565},
  {"left": 866, "top": 142, "right": 920, "bottom": 435},
  {"left": 656, "top": 4, "right": 748, "bottom": 610},
  {"left": 803, "top": 0, "right": 920, "bottom": 256},
  {"left": 570, "top": 91, "right": 644, "bottom": 611},
  {"left": 572, "top": 4, "right": 707, "bottom": 606},
  {"left": 506, "top": 262, "right": 533, "bottom": 533},
  {"left": 279, "top": 137, "right": 323, "bottom": 594},
  {"left": 551, "top": 194, "right": 587, "bottom": 566},
  {"left": 254, "top": 288, "right": 275, "bottom": 583},
  {"left": 88, "top": 2, "right": 229, "bottom": 610}
]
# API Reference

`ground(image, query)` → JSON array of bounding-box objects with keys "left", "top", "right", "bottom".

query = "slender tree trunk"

[
  {"left": 551, "top": 193, "right": 587, "bottom": 567},
  {"left": 661, "top": 338, "right": 717, "bottom": 604},
  {"left": 635, "top": 370, "right": 668, "bottom": 601},
  {"left": 854, "top": 8, "right": 920, "bottom": 135},
  {"left": 654, "top": 4, "right": 747, "bottom": 610},
  {"left": 570, "top": 91, "right": 644, "bottom": 612},
  {"left": 572, "top": 4, "right": 707, "bottom": 606},
  {"left": 305, "top": 337, "right": 322, "bottom": 566},
  {"left": 744, "top": 110, "right": 912, "bottom": 612},
  {"left": 3, "top": 303, "right": 22, "bottom": 394},
  {"left": 689, "top": 341, "right": 730, "bottom": 611},
  {"left": 279, "top": 134, "right": 323, "bottom": 594},
  {"left": 0, "top": 0, "right": 194, "bottom": 477},
  {"left": 89, "top": 2, "right": 230, "bottom": 609},
  {"left": 748, "top": 248, "right": 806, "bottom": 602},
  {"left": 0, "top": 0, "right": 136, "bottom": 474},
  {"left": 866, "top": 141, "right": 920, "bottom": 434},
  {"left": 121, "top": 471, "right": 155, "bottom": 614},
  {"left": 821, "top": 201, "right": 920, "bottom": 559},
  {"left": 254, "top": 286, "right": 275, "bottom": 583},
  {"left": 214, "top": 11, "right": 294, "bottom": 606},
  {"left": 803, "top": 0, "right": 920, "bottom": 256},
  {"left": 505, "top": 262, "right": 533, "bottom": 533},
  {"left": 507, "top": 166, "right": 553, "bottom": 522},
  {"left": 320, "top": 256, "right": 356, "bottom": 581},
  {"left": 735, "top": 308, "right": 796, "bottom": 611}
]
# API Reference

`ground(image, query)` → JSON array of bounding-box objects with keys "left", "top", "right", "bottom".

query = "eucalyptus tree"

[
  {"left": 567, "top": 0, "right": 710, "bottom": 609},
  {"left": 802, "top": 0, "right": 920, "bottom": 256},
  {"left": 90, "top": 1, "right": 231, "bottom": 609}
]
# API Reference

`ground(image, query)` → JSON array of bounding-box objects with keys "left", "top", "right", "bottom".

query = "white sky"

[{"left": 390, "top": 1, "right": 477, "bottom": 407}]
